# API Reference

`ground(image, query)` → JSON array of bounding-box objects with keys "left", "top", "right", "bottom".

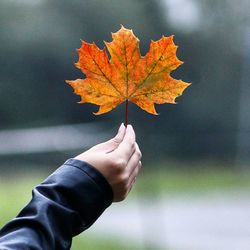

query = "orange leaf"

[{"left": 66, "top": 26, "right": 190, "bottom": 115}]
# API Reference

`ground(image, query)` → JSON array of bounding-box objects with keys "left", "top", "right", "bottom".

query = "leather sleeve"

[{"left": 0, "top": 159, "right": 113, "bottom": 250}]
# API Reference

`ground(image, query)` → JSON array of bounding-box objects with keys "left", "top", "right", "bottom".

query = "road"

[
  {"left": 85, "top": 189, "right": 250, "bottom": 250},
  {"left": 0, "top": 123, "right": 109, "bottom": 155}
]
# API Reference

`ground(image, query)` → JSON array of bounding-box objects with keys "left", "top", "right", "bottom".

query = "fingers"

[
  {"left": 105, "top": 126, "right": 142, "bottom": 202},
  {"left": 126, "top": 143, "right": 142, "bottom": 175},
  {"left": 126, "top": 143, "right": 142, "bottom": 187},
  {"left": 127, "top": 160, "right": 142, "bottom": 193},
  {"left": 75, "top": 124, "right": 142, "bottom": 203},
  {"left": 114, "top": 142, "right": 142, "bottom": 201},
  {"left": 114, "top": 124, "right": 136, "bottom": 161},
  {"left": 112, "top": 123, "right": 126, "bottom": 145},
  {"left": 93, "top": 123, "right": 126, "bottom": 153}
]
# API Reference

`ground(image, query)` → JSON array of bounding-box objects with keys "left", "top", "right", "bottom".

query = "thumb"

[{"left": 94, "top": 123, "right": 126, "bottom": 153}]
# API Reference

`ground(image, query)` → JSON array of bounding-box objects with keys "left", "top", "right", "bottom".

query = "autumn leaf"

[{"left": 66, "top": 26, "right": 190, "bottom": 117}]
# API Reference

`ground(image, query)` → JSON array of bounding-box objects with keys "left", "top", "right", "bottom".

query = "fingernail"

[
  {"left": 118, "top": 123, "right": 125, "bottom": 132},
  {"left": 127, "top": 124, "right": 133, "bottom": 130}
]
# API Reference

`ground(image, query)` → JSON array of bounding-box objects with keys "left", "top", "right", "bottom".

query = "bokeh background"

[{"left": 1, "top": 0, "right": 250, "bottom": 249}]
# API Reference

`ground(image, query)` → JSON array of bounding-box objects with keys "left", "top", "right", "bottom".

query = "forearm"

[{"left": 0, "top": 159, "right": 113, "bottom": 250}]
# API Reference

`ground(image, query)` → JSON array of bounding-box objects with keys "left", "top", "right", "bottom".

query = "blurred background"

[{"left": 1, "top": 0, "right": 250, "bottom": 249}]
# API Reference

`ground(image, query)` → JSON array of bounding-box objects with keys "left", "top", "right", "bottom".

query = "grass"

[
  {"left": 71, "top": 235, "right": 151, "bottom": 250},
  {"left": 134, "top": 162, "right": 250, "bottom": 196},
  {"left": 1, "top": 162, "right": 250, "bottom": 249},
  {"left": 0, "top": 171, "right": 151, "bottom": 249}
]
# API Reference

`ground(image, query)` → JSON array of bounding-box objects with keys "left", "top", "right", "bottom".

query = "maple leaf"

[{"left": 66, "top": 26, "right": 190, "bottom": 117}]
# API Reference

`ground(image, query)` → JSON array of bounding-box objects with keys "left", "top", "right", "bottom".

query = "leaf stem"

[{"left": 125, "top": 99, "right": 128, "bottom": 127}]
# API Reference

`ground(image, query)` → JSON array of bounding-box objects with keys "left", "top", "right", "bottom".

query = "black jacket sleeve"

[{"left": 0, "top": 159, "right": 113, "bottom": 250}]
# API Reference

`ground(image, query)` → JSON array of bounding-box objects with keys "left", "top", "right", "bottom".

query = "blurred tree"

[{"left": 0, "top": 0, "right": 249, "bottom": 164}]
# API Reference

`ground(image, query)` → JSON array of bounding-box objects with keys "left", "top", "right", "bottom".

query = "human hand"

[{"left": 74, "top": 124, "right": 142, "bottom": 202}]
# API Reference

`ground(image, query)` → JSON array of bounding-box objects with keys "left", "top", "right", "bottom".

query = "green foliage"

[
  {"left": 134, "top": 163, "right": 250, "bottom": 196},
  {"left": 0, "top": 172, "right": 155, "bottom": 249},
  {"left": 1, "top": 164, "right": 250, "bottom": 249},
  {"left": 72, "top": 235, "right": 145, "bottom": 250},
  {"left": 0, "top": 173, "right": 44, "bottom": 226},
  {"left": 1, "top": 0, "right": 249, "bottom": 160}
]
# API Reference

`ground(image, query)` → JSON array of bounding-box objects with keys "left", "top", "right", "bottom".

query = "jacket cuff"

[{"left": 64, "top": 158, "right": 113, "bottom": 206}]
